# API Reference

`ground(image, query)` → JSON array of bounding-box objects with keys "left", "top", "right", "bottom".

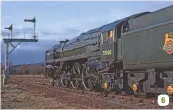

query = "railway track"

[{"left": 8, "top": 75, "right": 173, "bottom": 109}]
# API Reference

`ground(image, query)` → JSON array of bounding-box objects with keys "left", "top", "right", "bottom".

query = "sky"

[{"left": 1, "top": 1, "right": 173, "bottom": 64}]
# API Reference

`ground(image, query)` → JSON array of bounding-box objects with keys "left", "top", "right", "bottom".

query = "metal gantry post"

[
  {"left": 3, "top": 42, "right": 9, "bottom": 85},
  {"left": 4, "top": 43, "right": 9, "bottom": 71}
]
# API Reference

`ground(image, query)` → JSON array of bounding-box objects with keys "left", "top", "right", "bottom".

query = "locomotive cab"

[{"left": 100, "top": 20, "right": 126, "bottom": 92}]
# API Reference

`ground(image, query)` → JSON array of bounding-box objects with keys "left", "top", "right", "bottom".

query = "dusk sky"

[{"left": 1, "top": 1, "right": 173, "bottom": 64}]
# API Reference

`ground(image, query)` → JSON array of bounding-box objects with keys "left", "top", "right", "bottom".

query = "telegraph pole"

[{"left": 3, "top": 17, "right": 38, "bottom": 85}]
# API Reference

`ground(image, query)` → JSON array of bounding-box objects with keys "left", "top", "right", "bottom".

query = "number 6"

[{"left": 161, "top": 97, "right": 165, "bottom": 103}]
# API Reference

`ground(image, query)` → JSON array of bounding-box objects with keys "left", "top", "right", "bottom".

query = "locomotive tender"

[{"left": 45, "top": 6, "right": 173, "bottom": 96}]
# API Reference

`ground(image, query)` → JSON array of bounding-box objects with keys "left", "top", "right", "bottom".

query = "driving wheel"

[{"left": 71, "top": 62, "right": 81, "bottom": 89}]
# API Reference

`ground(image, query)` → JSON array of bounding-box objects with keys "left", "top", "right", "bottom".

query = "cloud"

[
  {"left": 1, "top": 25, "right": 82, "bottom": 43},
  {"left": 3, "top": 15, "right": 12, "bottom": 19},
  {"left": 16, "top": 45, "right": 20, "bottom": 49},
  {"left": 16, "top": 45, "right": 42, "bottom": 51},
  {"left": 2, "top": 9, "right": 135, "bottom": 46},
  {"left": 1, "top": 27, "right": 34, "bottom": 38},
  {"left": 1, "top": 27, "right": 77, "bottom": 53},
  {"left": 0, "top": 36, "right": 3, "bottom": 42},
  {"left": 41, "top": 28, "right": 81, "bottom": 37},
  {"left": 1, "top": 5, "right": 158, "bottom": 53},
  {"left": 1, "top": 9, "right": 133, "bottom": 53}
]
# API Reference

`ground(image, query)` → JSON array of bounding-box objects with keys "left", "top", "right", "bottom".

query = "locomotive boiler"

[{"left": 44, "top": 5, "right": 173, "bottom": 97}]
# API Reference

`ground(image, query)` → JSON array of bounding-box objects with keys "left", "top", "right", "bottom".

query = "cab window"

[
  {"left": 123, "top": 22, "right": 129, "bottom": 33},
  {"left": 108, "top": 30, "right": 113, "bottom": 38},
  {"left": 102, "top": 30, "right": 114, "bottom": 44}
]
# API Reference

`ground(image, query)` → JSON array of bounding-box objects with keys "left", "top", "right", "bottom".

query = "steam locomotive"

[{"left": 45, "top": 6, "right": 173, "bottom": 97}]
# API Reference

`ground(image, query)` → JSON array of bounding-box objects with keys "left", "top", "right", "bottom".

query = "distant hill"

[{"left": 1, "top": 63, "right": 44, "bottom": 75}]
